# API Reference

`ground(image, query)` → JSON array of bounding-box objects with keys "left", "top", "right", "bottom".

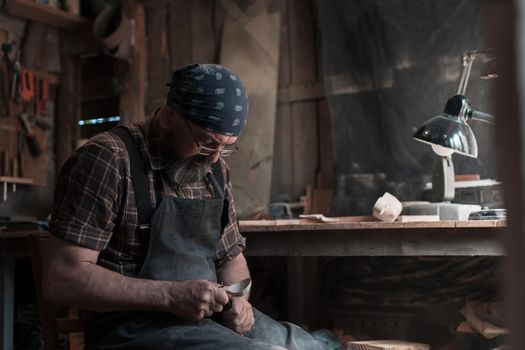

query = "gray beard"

[{"left": 164, "top": 156, "right": 210, "bottom": 185}]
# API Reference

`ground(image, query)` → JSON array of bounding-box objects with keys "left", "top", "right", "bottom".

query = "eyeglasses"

[{"left": 183, "top": 117, "right": 238, "bottom": 157}]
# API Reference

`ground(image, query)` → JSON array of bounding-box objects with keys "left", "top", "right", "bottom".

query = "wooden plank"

[
  {"left": 21, "top": 22, "right": 60, "bottom": 73},
  {"left": 239, "top": 217, "right": 504, "bottom": 231},
  {"left": 168, "top": 0, "right": 192, "bottom": 69},
  {"left": 270, "top": 0, "right": 294, "bottom": 202},
  {"left": 220, "top": 0, "right": 280, "bottom": 67},
  {"left": 120, "top": 1, "right": 147, "bottom": 123},
  {"left": 56, "top": 54, "right": 79, "bottom": 170},
  {"left": 4, "top": 0, "right": 91, "bottom": 29},
  {"left": 271, "top": 102, "right": 293, "bottom": 200},
  {"left": 288, "top": 0, "right": 318, "bottom": 199},
  {"left": 397, "top": 215, "right": 439, "bottom": 223},
  {"left": 0, "top": 30, "right": 7, "bottom": 44},
  {"left": 220, "top": 1, "right": 281, "bottom": 217},
  {"left": 278, "top": 81, "right": 325, "bottom": 103},
  {"left": 317, "top": 99, "right": 333, "bottom": 188},
  {"left": 191, "top": 0, "right": 215, "bottom": 63},
  {"left": 275, "top": 0, "right": 290, "bottom": 87},
  {"left": 0, "top": 176, "right": 33, "bottom": 185},
  {"left": 144, "top": 3, "right": 170, "bottom": 115},
  {"left": 288, "top": 0, "right": 316, "bottom": 82},
  {"left": 291, "top": 101, "right": 318, "bottom": 198},
  {"left": 310, "top": 187, "right": 333, "bottom": 214},
  {"left": 55, "top": 25, "right": 100, "bottom": 57}
]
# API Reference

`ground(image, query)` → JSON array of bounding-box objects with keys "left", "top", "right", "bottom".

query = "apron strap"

[
  {"left": 208, "top": 161, "right": 230, "bottom": 231},
  {"left": 110, "top": 127, "right": 154, "bottom": 226},
  {"left": 208, "top": 162, "right": 225, "bottom": 199}
]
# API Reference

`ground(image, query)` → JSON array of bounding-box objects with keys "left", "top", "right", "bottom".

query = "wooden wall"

[
  {"left": 143, "top": 0, "right": 332, "bottom": 204},
  {"left": 0, "top": 13, "right": 59, "bottom": 217}
]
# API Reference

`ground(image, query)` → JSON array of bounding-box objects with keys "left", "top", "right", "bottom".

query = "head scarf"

[{"left": 166, "top": 64, "right": 249, "bottom": 136}]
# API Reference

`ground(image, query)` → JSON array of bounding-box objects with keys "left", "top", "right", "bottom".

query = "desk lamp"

[{"left": 409, "top": 50, "right": 495, "bottom": 220}]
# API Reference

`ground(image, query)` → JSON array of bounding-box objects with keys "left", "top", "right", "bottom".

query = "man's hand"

[
  {"left": 222, "top": 297, "right": 255, "bottom": 335},
  {"left": 167, "top": 280, "right": 229, "bottom": 321}
]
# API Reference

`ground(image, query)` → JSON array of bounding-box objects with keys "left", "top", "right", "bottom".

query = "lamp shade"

[{"left": 413, "top": 113, "right": 478, "bottom": 158}]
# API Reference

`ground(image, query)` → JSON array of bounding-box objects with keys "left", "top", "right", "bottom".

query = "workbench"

[
  {"left": 239, "top": 217, "right": 506, "bottom": 326},
  {"left": 0, "top": 218, "right": 505, "bottom": 350},
  {"left": 239, "top": 217, "right": 506, "bottom": 257}
]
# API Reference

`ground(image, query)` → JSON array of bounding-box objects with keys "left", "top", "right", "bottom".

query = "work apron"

[{"left": 84, "top": 127, "right": 331, "bottom": 350}]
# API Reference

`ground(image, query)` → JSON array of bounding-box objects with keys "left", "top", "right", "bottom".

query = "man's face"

[{"left": 161, "top": 111, "right": 238, "bottom": 185}]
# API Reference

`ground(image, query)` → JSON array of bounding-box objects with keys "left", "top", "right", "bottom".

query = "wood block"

[
  {"left": 347, "top": 340, "right": 429, "bottom": 350},
  {"left": 455, "top": 174, "right": 481, "bottom": 181},
  {"left": 396, "top": 215, "right": 440, "bottom": 223},
  {"left": 239, "top": 219, "right": 301, "bottom": 226}
]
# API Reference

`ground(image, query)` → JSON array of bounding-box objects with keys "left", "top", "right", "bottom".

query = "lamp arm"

[
  {"left": 457, "top": 51, "right": 476, "bottom": 95},
  {"left": 469, "top": 110, "right": 496, "bottom": 124},
  {"left": 457, "top": 49, "right": 497, "bottom": 95}
]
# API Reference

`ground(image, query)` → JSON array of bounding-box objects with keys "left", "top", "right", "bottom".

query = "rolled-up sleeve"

[
  {"left": 215, "top": 158, "right": 246, "bottom": 265},
  {"left": 50, "top": 140, "right": 121, "bottom": 251}
]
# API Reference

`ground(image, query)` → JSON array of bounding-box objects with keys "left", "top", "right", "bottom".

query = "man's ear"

[{"left": 158, "top": 107, "right": 176, "bottom": 130}]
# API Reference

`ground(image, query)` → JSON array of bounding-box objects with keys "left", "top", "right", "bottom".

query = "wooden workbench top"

[{"left": 239, "top": 216, "right": 506, "bottom": 232}]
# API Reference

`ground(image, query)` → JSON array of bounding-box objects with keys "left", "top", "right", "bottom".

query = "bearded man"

[{"left": 44, "top": 64, "right": 332, "bottom": 350}]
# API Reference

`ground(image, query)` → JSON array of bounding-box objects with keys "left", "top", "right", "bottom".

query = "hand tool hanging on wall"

[
  {"left": 0, "top": 61, "right": 8, "bottom": 117},
  {"left": 20, "top": 69, "right": 35, "bottom": 106},
  {"left": 9, "top": 43, "right": 21, "bottom": 102},
  {"left": 0, "top": 151, "right": 8, "bottom": 176},
  {"left": 1, "top": 42, "right": 13, "bottom": 117},
  {"left": 37, "top": 77, "right": 48, "bottom": 117},
  {"left": 18, "top": 113, "right": 41, "bottom": 158}
]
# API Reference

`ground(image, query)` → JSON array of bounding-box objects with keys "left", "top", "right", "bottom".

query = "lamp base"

[{"left": 404, "top": 202, "right": 481, "bottom": 220}]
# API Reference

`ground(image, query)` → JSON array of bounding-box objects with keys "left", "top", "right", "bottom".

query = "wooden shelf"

[
  {"left": 0, "top": 176, "right": 34, "bottom": 185},
  {"left": 3, "top": 0, "right": 91, "bottom": 29}
]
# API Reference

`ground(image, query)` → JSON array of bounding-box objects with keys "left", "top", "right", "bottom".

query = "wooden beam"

[
  {"left": 289, "top": 0, "right": 319, "bottom": 199},
  {"left": 191, "top": 0, "right": 215, "bottom": 63},
  {"left": 317, "top": 99, "right": 333, "bottom": 188},
  {"left": 488, "top": 0, "right": 525, "bottom": 348},
  {"left": 56, "top": 54, "right": 80, "bottom": 170},
  {"left": 0, "top": 176, "right": 33, "bottom": 185},
  {"left": 271, "top": 0, "right": 294, "bottom": 201},
  {"left": 3, "top": 0, "right": 91, "bottom": 29},
  {"left": 120, "top": 1, "right": 147, "bottom": 123},
  {"left": 168, "top": 0, "right": 192, "bottom": 69},
  {"left": 278, "top": 81, "right": 325, "bottom": 103},
  {"left": 144, "top": 2, "right": 170, "bottom": 114}
]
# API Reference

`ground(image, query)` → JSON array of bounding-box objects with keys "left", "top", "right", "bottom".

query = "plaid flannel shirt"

[{"left": 50, "top": 116, "right": 245, "bottom": 276}]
